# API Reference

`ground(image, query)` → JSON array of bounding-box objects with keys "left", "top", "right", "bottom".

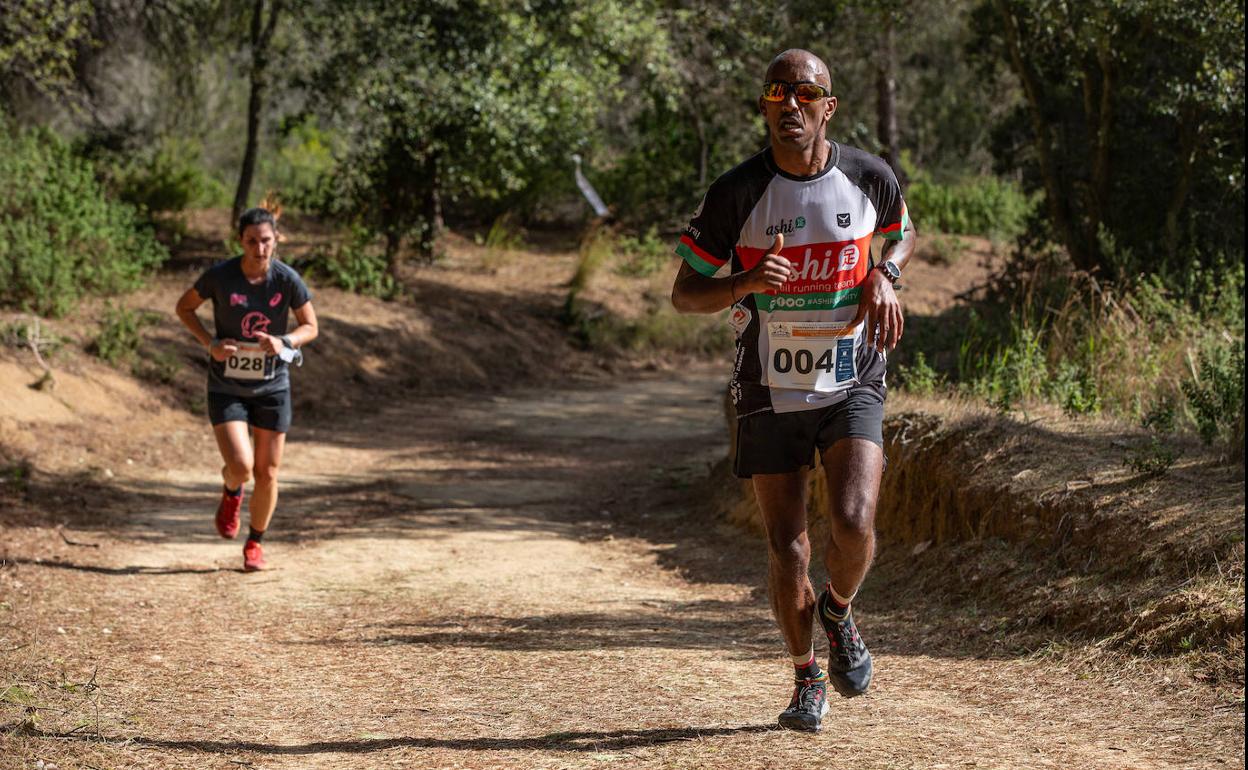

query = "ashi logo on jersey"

[{"left": 765, "top": 216, "right": 807, "bottom": 236}]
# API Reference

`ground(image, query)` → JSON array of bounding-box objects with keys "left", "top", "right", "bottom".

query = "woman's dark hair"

[{"left": 237, "top": 207, "right": 279, "bottom": 237}]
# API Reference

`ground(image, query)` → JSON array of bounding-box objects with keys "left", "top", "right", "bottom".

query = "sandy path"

[{"left": 2, "top": 370, "right": 1242, "bottom": 770}]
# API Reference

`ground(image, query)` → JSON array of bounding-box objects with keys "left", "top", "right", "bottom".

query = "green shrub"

[
  {"left": 1181, "top": 338, "right": 1245, "bottom": 451},
  {"left": 1050, "top": 361, "right": 1101, "bottom": 416},
  {"left": 1126, "top": 396, "right": 1180, "bottom": 475},
  {"left": 615, "top": 225, "right": 673, "bottom": 277},
  {"left": 91, "top": 305, "right": 152, "bottom": 365},
  {"left": 0, "top": 122, "right": 168, "bottom": 316},
  {"left": 906, "top": 171, "right": 1034, "bottom": 239},
  {"left": 924, "top": 234, "right": 969, "bottom": 267},
  {"left": 258, "top": 117, "right": 339, "bottom": 207},
  {"left": 896, "top": 351, "right": 942, "bottom": 396},
  {"left": 113, "top": 138, "right": 227, "bottom": 214},
  {"left": 310, "top": 230, "right": 399, "bottom": 299}
]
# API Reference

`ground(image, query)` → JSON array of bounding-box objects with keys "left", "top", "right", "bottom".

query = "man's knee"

[
  {"left": 766, "top": 526, "right": 811, "bottom": 568},
  {"left": 829, "top": 497, "right": 876, "bottom": 543}
]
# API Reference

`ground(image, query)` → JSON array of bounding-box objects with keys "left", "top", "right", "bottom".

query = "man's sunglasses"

[{"left": 761, "top": 80, "right": 832, "bottom": 104}]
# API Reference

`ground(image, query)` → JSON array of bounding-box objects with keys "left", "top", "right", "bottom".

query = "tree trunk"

[
  {"left": 691, "top": 104, "right": 709, "bottom": 186},
  {"left": 876, "top": 14, "right": 904, "bottom": 186},
  {"left": 419, "top": 150, "right": 443, "bottom": 264},
  {"left": 1164, "top": 102, "right": 1201, "bottom": 264},
  {"left": 231, "top": 0, "right": 282, "bottom": 226},
  {"left": 995, "top": 0, "right": 1092, "bottom": 273}
]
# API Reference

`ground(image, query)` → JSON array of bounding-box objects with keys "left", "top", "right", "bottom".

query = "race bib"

[
  {"left": 224, "top": 344, "right": 271, "bottom": 381},
  {"left": 766, "top": 321, "right": 860, "bottom": 393}
]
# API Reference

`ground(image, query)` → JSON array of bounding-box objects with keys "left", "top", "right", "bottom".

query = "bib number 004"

[
  {"left": 766, "top": 321, "right": 860, "bottom": 393},
  {"left": 224, "top": 345, "right": 269, "bottom": 381}
]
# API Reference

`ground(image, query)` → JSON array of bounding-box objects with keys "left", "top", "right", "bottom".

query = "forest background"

[{"left": 0, "top": 0, "right": 1244, "bottom": 459}]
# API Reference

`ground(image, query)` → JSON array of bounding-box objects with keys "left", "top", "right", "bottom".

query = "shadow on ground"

[{"left": 12, "top": 724, "right": 776, "bottom": 754}]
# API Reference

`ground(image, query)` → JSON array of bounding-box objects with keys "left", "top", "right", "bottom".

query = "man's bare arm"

[{"left": 671, "top": 234, "right": 796, "bottom": 314}]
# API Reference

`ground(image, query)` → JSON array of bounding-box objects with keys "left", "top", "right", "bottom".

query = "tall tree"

[
  {"left": 301, "top": 0, "right": 665, "bottom": 268},
  {"left": 977, "top": 0, "right": 1245, "bottom": 280},
  {"left": 231, "top": 0, "right": 282, "bottom": 224}
]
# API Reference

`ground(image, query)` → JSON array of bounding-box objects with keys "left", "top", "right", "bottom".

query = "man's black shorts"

[
  {"left": 733, "top": 385, "right": 884, "bottom": 478},
  {"left": 207, "top": 389, "right": 292, "bottom": 433}
]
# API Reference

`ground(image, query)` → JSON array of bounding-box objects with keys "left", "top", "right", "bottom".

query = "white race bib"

[
  {"left": 224, "top": 344, "right": 270, "bottom": 381},
  {"left": 766, "top": 321, "right": 860, "bottom": 393}
]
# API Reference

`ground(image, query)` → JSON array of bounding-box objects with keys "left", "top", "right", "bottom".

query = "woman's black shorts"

[{"left": 207, "top": 390, "right": 292, "bottom": 433}]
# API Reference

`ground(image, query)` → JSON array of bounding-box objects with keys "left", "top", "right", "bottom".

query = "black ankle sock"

[
  {"left": 225, "top": 486, "right": 242, "bottom": 498},
  {"left": 247, "top": 527, "right": 265, "bottom": 543},
  {"left": 821, "top": 589, "right": 851, "bottom": 621},
  {"left": 795, "top": 659, "right": 824, "bottom": 680}
]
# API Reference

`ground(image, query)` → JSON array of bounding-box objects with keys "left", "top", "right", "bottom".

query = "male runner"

[
  {"left": 175, "top": 206, "right": 318, "bottom": 571},
  {"left": 670, "top": 49, "right": 915, "bottom": 731}
]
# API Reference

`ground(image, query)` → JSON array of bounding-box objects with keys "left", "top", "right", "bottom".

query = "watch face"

[{"left": 881, "top": 261, "right": 900, "bottom": 281}]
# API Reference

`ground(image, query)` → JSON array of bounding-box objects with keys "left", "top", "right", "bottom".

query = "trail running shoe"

[
  {"left": 778, "top": 672, "right": 829, "bottom": 732},
  {"left": 243, "top": 540, "right": 267, "bottom": 572},
  {"left": 215, "top": 487, "right": 243, "bottom": 539},
  {"left": 818, "top": 590, "right": 874, "bottom": 697}
]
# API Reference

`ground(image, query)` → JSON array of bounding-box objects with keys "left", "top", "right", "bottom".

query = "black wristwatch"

[{"left": 876, "top": 260, "right": 901, "bottom": 285}]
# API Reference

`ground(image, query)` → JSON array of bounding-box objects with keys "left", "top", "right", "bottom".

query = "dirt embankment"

[{"left": 716, "top": 393, "right": 1245, "bottom": 693}]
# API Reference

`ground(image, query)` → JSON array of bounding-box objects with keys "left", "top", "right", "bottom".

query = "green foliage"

[
  {"left": 480, "top": 213, "right": 526, "bottom": 252},
  {"left": 975, "top": 0, "right": 1245, "bottom": 280},
  {"left": 905, "top": 170, "right": 1033, "bottom": 238},
  {"left": 1181, "top": 339, "right": 1245, "bottom": 451},
  {"left": 258, "top": 117, "right": 339, "bottom": 207},
  {"left": 310, "top": 230, "right": 399, "bottom": 299},
  {"left": 0, "top": 121, "right": 167, "bottom": 316},
  {"left": 614, "top": 226, "right": 673, "bottom": 278},
  {"left": 0, "top": 0, "right": 92, "bottom": 99},
  {"left": 1051, "top": 361, "right": 1101, "bottom": 416},
  {"left": 302, "top": 0, "right": 666, "bottom": 260},
  {"left": 110, "top": 138, "right": 228, "bottom": 214},
  {"left": 1126, "top": 396, "right": 1179, "bottom": 475},
  {"left": 90, "top": 304, "right": 178, "bottom": 383},
  {"left": 924, "top": 234, "right": 970, "bottom": 266},
  {"left": 92, "top": 304, "right": 149, "bottom": 365},
  {"left": 896, "top": 351, "right": 942, "bottom": 396}
]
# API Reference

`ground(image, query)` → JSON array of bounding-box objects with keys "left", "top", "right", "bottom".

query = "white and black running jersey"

[{"left": 677, "top": 142, "right": 909, "bottom": 416}]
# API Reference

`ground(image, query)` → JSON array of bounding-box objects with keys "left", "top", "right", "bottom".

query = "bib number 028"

[{"left": 224, "top": 345, "right": 269, "bottom": 381}]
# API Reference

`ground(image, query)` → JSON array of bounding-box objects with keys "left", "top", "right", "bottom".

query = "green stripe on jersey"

[
  {"left": 676, "top": 242, "right": 721, "bottom": 276},
  {"left": 754, "top": 287, "right": 861, "bottom": 313}
]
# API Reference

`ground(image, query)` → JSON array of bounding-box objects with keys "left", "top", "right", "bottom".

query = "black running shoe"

[
  {"left": 818, "top": 590, "right": 874, "bottom": 697},
  {"left": 778, "top": 672, "right": 829, "bottom": 732}
]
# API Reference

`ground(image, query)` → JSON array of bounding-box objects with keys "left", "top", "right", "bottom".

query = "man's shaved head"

[
  {"left": 759, "top": 48, "right": 836, "bottom": 157},
  {"left": 765, "top": 49, "right": 831, "bottom": 90}
]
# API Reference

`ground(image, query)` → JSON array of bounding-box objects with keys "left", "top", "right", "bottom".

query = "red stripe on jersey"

[
  {"left": 735, "top": 235, "right": 873, "bottom": 294},
  {"left": 678, "top": 234, "right": 725, "bottom": 266}
]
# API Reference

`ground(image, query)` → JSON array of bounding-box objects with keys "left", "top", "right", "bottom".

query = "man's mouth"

[{"left": 779, "top": 118, "right": 803, "bottom": 133}]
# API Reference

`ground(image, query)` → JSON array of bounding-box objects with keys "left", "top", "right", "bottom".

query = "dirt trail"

[{"left": 3, "top": 369, "right": 1242, "bottom": 770}]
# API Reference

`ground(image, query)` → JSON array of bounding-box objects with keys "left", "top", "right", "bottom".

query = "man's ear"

[
  {"left": 758, "top": 96, "right": 767, "bottom": 116},
  {"left": 825, "top": 95, "right": 838, "bottom": 121}
]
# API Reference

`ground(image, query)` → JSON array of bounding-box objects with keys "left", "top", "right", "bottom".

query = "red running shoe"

[
  {"left": 243, "top": 539, "right": 267, "bottom": 572},
  {"left": 215, "top": 487, "right": 243, "bottom": 539}
]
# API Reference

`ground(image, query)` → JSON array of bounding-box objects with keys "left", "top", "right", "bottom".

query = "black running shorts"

[
  {"left": 733, "top": 384, "right": 884, "bottom": 478},
  {"left": 207, "top": 389, "right": 292, "bottom": 433}
]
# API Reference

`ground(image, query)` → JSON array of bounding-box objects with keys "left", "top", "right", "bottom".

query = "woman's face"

[{"left": 241, "top": 222, "right": 277, "bottom": 263}]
